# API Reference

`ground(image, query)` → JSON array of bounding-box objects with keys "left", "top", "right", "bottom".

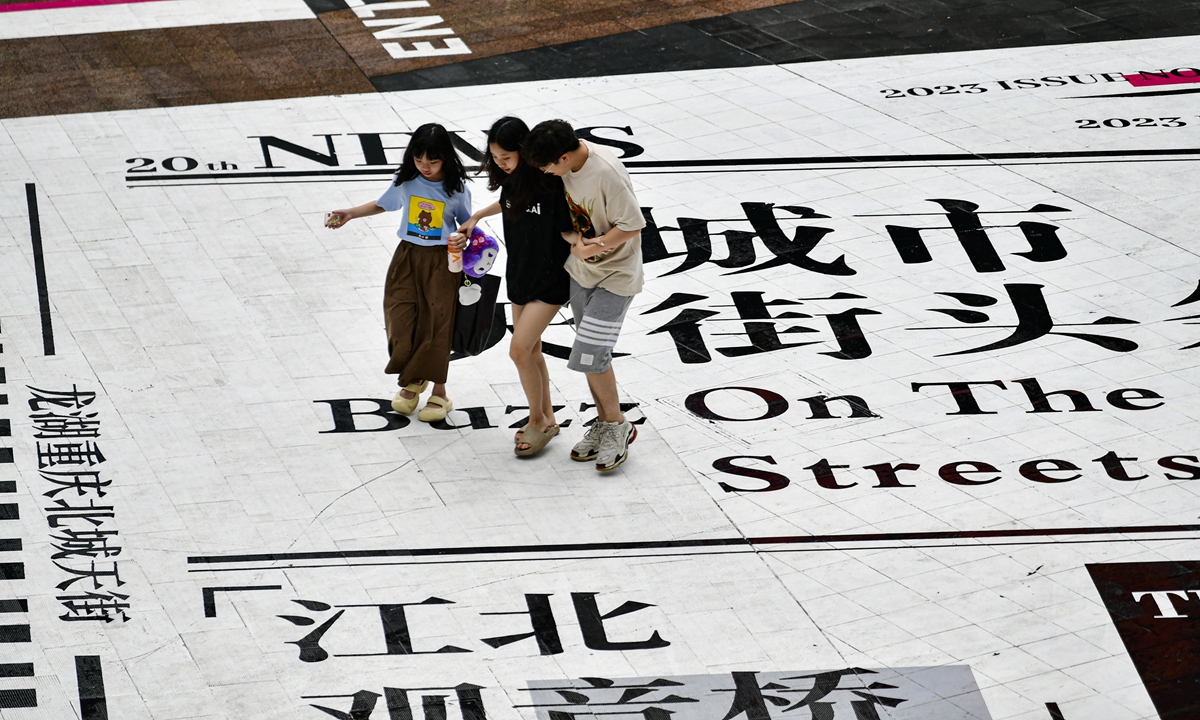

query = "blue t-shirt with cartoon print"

[{"left": 376, "top": 175, "right": 473, "bottom": 247}]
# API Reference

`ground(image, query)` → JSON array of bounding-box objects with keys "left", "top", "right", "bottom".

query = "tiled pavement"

[{"left": 2, "top": 2, "right": 1200, "bottom": 720}]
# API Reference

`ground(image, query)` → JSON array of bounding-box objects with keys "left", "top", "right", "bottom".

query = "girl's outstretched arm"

[
  {"left": 456, "top": 201, "right": 501, "bottom": 240},
  {"left": 326, "top": 201, "right": 385, "bottom": 229}
]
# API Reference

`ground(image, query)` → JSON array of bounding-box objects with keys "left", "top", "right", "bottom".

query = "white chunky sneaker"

[
  {"left": 570, "top": 421, "right": 608, "bottom": 462},
  {"left": 595, "top": 420, "right": 636, "bottom": 472}
]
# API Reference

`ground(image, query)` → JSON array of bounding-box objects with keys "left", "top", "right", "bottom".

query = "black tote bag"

[{"left": 451, "top": 274, "right": 504, "bottom": 358}]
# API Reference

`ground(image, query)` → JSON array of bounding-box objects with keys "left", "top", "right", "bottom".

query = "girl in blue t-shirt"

[{"left": 326, "top": 123, "right": 472, "bottom": 422}]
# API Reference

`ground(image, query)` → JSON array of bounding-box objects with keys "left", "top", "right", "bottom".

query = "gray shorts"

[{"left": 567, "top": 279, "right": 634, "bottom": 373}]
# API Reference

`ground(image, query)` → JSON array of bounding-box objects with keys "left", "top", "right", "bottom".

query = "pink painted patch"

[
  {"left": 0, "top": 0, "right": 169, "bottom": 13},
  {"left": 1124, "top": 69, "right": 1200, "bottom": 87}
]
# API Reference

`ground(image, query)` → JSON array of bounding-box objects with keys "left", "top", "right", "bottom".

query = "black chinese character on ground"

[
  {"left": 58, "top": 590, "right": 130, "bottom": 623},
  {"left": 914, "top": 284, "right": 1138, "bottom": 356},
  {"left": 306, "top": 683, "right": 486, "bottom": 720},
  {"left": 645, "top": 292, "right": 879, "bottom": 363},
  {"left": 719, "top": 669, "right": 905, "bottom": 720},
  {"left": 53, "top": 561, "right": 124, "bottom": 592},
  {"left": 642, "top": 204, "right": 854, "bottom": 278},
  {"left": 28, "top": 385, "right": 96, "bottom": 412},
  {"left": 525, "top": 676, "right": 697, "bottom": 720},
  {"left": 1167, "top": 279, "right": 1200, "bottom": 349},
  {"left": 36, "top": 441, "right": 106, "bottom": 468},
  {"left": 279, "top": 593, "right": 667, "bottom": 662},
  {"left": 41, "top": 470, "right": 110, "bottom": 498},
  {"left": 870, "top": 199, "right": 1070, "bottom": 273}
]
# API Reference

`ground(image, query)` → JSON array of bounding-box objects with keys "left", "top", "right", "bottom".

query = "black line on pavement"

[
  {"left": 25, "top": 184, "right": 54, "bottom": 356},
  {"left": 126, "top": 147, "right": 1200, "bottom": 186},
  {"left": 0, "top": 625, "right": 30, "bottom": 643},
  {"left": 128, "top": 155, "right": 1200, "bottom": 187},
  {"left": 187, "top": 523, "right": 1200, "bottom": 565},
  {"left": 0, "top": 664, "right": 33, "bottom": 678},
  {"left": 1068, "top": 86, "right": 1200, "bottom": 98},
  {"left": 201, "top": 585, "right": 283, "bottom": 617},
  {"left": 0, "top": 689, "right": 36, "bottom": 708},
  {"left": 0, "top": 600, "right": 27, "bottom": 613},
  {"left": 76, "top": 656, "right": 107, "bottom": 720},
  {"left": 186, "top": 535, "right": 1200, "bottom": 573}
]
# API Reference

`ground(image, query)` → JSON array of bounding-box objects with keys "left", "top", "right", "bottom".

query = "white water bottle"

[{"left": 447, "top": 232, "right": 464, "bottom": 272}]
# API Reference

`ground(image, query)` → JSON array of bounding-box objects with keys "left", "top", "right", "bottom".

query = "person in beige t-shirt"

[
  {"left": 525, "top": 119, "right": 646, "bottom": 473},
  {"left": 557, "top": 142, "right": 646, "bottom": 296}
]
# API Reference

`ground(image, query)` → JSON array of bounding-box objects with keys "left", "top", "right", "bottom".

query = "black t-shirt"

[{"left": 501, "top": 183, "right": 573, "bottom": 306}]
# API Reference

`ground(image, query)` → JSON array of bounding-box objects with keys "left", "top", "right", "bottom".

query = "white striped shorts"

[{"left": 567, "top": 279, "right": 635, "bottom": 373}]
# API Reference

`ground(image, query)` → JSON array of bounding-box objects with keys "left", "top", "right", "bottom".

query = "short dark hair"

[{"left": 523, "top": 119, "right": 580, "bottom": 168}]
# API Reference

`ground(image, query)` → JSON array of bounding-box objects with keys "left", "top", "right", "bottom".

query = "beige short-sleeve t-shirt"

[{"left": 562, "top": 142, "right": 646, "bottom": 296}]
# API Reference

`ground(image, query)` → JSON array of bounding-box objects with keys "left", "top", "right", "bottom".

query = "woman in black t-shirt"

[{"left": 459, "top": 117, "right": 573, "bottom": 457}]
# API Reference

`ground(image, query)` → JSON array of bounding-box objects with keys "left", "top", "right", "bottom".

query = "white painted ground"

[{"left": 1, "top": 34, "right": 1199, "bottom": 720}]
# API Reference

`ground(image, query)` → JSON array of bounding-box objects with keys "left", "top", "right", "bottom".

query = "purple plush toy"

[
  {"left": 464, "top": 227, "right": 500, "bottom": 278},
  {"left": 458, "top": 227, "right": 501, "bottom": 305}
]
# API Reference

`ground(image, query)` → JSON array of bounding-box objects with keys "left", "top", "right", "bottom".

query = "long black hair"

[
  {"left": 393, "top": 123, "right": 468, "bottom": 196},
  {"left": 481, "top": 116, "right": 557, "bottom": 215}
]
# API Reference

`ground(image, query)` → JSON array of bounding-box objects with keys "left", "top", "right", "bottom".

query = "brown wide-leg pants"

[{"left": 383, "top": 242, "right": 460, "bottom": 386}]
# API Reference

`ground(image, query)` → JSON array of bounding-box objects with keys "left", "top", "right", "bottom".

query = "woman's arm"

[
  {"left": 586, "top": 226, "right": 639, "bottom": 249},
  {"left": 570, "top": 226, "right": 639, "bottom": 259},
  {"left": 325, "top": 201, "right": 385, "bottom": 229},
  {"left": 457, "top": 201, "right": 501, "bottom": 238},
  {"left": 451, "top": 201, "right": 501, "bottom": 251},
  {"left": 564, "top": 229, "right": 609, "bottom": 260}
]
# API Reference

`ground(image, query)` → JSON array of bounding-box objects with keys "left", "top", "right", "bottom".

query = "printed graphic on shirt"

[
  {"left": 505, "top": 199, "right": 544, "bottom": 216},
  {"left": 408, "top": 196, "right": 446, "bottom": 242},
  {"left": 565, "top": 191, "right": 596, "bottom": 239},
  {"left": 565, "top": 190, "right": 612, "bottom": 264}
]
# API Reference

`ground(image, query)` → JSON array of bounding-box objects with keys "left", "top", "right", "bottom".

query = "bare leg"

[
  {"left": 415, "top": 383, "right": 450, "bottom": 416},
  {"left": 585, "top": 367, "right": 623, "bottom": 423},
  {"left": 511, "top": 302, "right": 561, "bottom": 449},
  {"left": 400, "top": 382, "right": 446, "bottom": 402}
]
